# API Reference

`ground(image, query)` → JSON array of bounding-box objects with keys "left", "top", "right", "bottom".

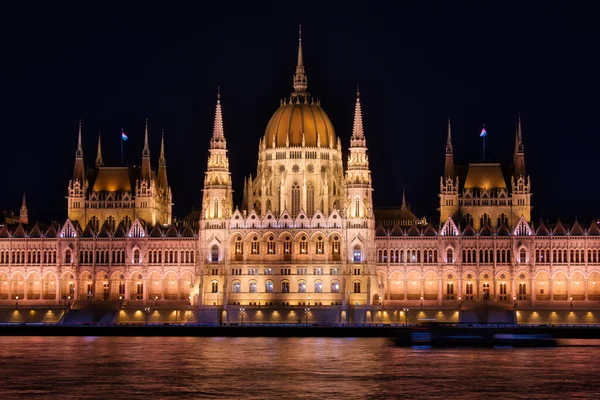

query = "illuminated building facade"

[{"left": 0, "top": 32, "right": 599, "bottom": 324}]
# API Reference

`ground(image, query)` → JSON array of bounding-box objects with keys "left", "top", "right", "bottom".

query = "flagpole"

[
  {"left": 483, "top": 136, "right": 486, "bottom": 161},
  {"left": 121, "top": 128, "right": 124, "bottom": 165}
]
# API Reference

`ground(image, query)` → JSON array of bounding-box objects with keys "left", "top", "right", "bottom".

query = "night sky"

[{"left": 1, "top": 2, "right": 599, "bottom": 224}]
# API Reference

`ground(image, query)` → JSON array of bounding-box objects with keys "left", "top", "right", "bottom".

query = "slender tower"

[
  {"left": 511, "top": 115, "right": 532, "bottom": 225},
  {"left": 67, "top": 120, "right": 87, "bottom": 225},
  {"left": 439, "top": 118, "right": 459, "bottom": 223},
  {"left": 19, "top": 193, "right": 28, "bottom": 225}
]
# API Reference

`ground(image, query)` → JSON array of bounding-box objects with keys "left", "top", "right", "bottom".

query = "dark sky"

[{"left": 1, "top": 2, "right": 599, "bottom": 224}]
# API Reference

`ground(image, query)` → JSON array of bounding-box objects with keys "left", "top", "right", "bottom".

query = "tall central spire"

[
  {"left": 292, "top": 24, "right": 308, "bottom": 95},
  {"left": 76, "top": 119, "right": 83, "bottom": 158},
  {"left": 211, "top": 87, "right": 226, "bottom": 149},
  {"left": 350, "top": 85, "right": 366, "bottom": 147},
  {"left": 444, "top": 118, "right": 455, "bottom": 177}
]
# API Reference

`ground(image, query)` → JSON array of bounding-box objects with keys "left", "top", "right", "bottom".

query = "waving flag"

[
  {"left": 121, "top": 128, "right": 128, "bottom": 141},
  {"left": 480, "top": 126, "right": 487, "bottom": 137}
]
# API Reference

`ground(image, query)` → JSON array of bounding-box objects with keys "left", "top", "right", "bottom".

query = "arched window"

[
  {"left": 314, "top": 281, "right": 323, "bottom": 293},
  {"left": 234, "top": 237, "right": 243, "bottom": 256},
  {"left": 266, "top": 199, "right": 272, "bottom": 211},
  {"left": 480, "top": 213, "right": 491, "bottom": 227},
  {"left": 353, "top": 281, "right": 361, "bottom": 293},
  {"left": 64, "top": 250, "right": 72, "bottom": 264},
  {"left": 353, "top": 245, "right": 362, "bottom": 262},
  {"left": 299, "top": 235, "right": 308, "bottom": 254},
  {"left": 265, "top": 280, "right": 273, "bottom": 293},
  {"left": 354, "top": 197, "right": 360, "bottom": 218},
  {"left": 331, "top": 281, "right": 339, "bottom": 293},
  {"left": 211, "top": 245, "right": 219, "bottom": 262},
  {"left": 520, "top": 249, "right": 527, "bottom": 263},
  {"left": 133, "top": 249, "right": 140, "bottom": 264},
  {"left": 331, "top": 236, "right": 341, "bottom": 257},
  {"left": 298, "top": 281, "right": 306, "bottom": 293},
  {"left": 283, "top": 236, "right": 292, "bottom": 256},
  {"left": 249, "top": 281, "right": 257, "bottom": 293},
  {"left": 498, "top": 213, "right": 508, "bottom": 226},
  {"left": 292, "top": 182, "right": 300, "bottom": 216},
  {"left": 281, "top": 281, "right": 290, "bottom": 293},
  {"left": 232, "top": 281, "right": 241, "bottom": 293},
  {"left": 213, "top": 198, "right": 219, "bottom": 218},
  {"left": 447, "top": 249, "right": 453, "bottom": 263},
  {"left": 267, "top": 236, "right": 276, "bottom": 254},
  {"left": 211, "top": 281, "right": 218, "bottom": 293},
  {"left": 464, "top": 213, "right": 473, "bottom": 226},
  {"left": 307, "top": 182, "right": 315, "bottom": 215},
  {"left": 251, "top": 236, "right": 260, "bottom": 254}
]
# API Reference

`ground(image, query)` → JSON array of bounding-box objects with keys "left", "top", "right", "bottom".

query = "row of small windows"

[
  {"left": 534, "top": 249, "right": 600, "bottom": 264},
  {"left": 148, "top": 250, "right": 195, "bottom": 264},
  {"left": 232, "top": 236, "right": 341, "bottom": 256},
  {"left": 0, "top": 250, "right": 58, "bottom": 264},
  {"left": 79, "top": 250, "right": 126, "bottom": 264},
  {"left": 226, "top": 280, "right": 357, "bottom": 294},
  {"left": 377, "top": 249, "right": 439, "bottom": 263},
  {"left": 463, "top": 249, "right": 512, "bottom": 264},
  {"left": 229, "top": 267, "right": 342, "bottom": 276}
]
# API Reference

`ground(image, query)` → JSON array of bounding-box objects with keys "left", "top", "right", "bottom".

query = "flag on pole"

[
  {"left": 121, "top": 128, "right": 128, "bottom": 141},
  {"left": 480, "top": 126, "right": 487, "bottom": 137}
]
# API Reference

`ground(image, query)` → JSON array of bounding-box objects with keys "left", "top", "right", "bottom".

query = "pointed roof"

[
  {"left": 143, "top": 118, "right": 150, "bottom": 156},
  {"left": 350, "top": 85, "right": 365, "bottom": 147},
  {"left": 390, "top": 224, "right": 404, "bottom": 237},
  {"left": 95, "top": 134, "right": 103, "bottom": 168},
  {"left": 97, "top": 221, "right": 111, "bottom": 238},
  {"left": 182, "top": 224, "right": 196, "bottom": 237},
  {"left": 479, "top": 224, "right": 492, "bottom": 236},
  {"left": 553, "top": 219, "right": 567, "bottom": 236},
  {"left": 292, "top": 24, "right": 308, "bottom": 94},
  {"left": 13, "top": 223, "right": 26, "bottom": 238},
  {"left": 149, "top": 224, "right": 163, "bottom": 238},
  {"left": 28, "top": 223, "right": 42, "bottom": 238},
  {"left": 0, "top": 225, "right": 10, "bottom": 238},
  {"left": 210, "top": 87, "right": 227, "bottom": 150},
  {"left": 570, "top": 219, "right": 584, "bottom": 236},
  {"left": 535, "top": 219, "right": 549, "bottom": 236},
  {"left": 401, "top": 189, "right": 407, "bottom": 210},
  {"left": 514, "top": 114, "right": 525, "bottom": 176},
  {"left": 589, "top": 220, "right": 600, "bottom": 236},
  {"left": 76, "top": 119, "right": 83, "bottom": 158},
  {"left": 462, "top": 223, "right": 475, "bottom": 236},
  {"left": 375, "top": 223, "right": 388, "bottom": 237},
  {"left": 113, "top": 222, "right": 126, "bottom": 238},
  {"left": 423, "top": 222, "right": 437, "bottom": 236},
  {"left": 82, "top": 221, "right": 96, "bottom": 238},
  {"left": 497, "top": 223, "right": 510, "bottom": 236},
  {"left": 165, "top": 225, "right": 179, "bottom": 238},
  {"left": 73, "top": 120, "right": 86, "bottom": 182},
  {"left": 407, "top": 224, "right": 421, "bottom": 237},
  {"left": 45, "top": 224, "right": 57, "bottom": 238}
]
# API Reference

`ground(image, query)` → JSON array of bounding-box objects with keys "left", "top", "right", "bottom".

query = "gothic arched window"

[
  {"left": 307, "top": 182, "right": 315, "bottom": 215},
  {"left": 292, "top": 182, "right": 300, "bottom": 216}
]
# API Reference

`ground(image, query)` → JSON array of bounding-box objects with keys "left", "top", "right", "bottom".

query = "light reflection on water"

[{"left": 0, "top": 336, "right": 599, "bottom": 399}]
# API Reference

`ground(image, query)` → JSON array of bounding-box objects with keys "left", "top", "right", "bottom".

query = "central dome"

[{"left": 264, "top": 99, "right": 336, "bottom": 148}]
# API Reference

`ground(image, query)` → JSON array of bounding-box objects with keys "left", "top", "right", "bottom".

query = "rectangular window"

[
  {"left": 251, "top": 242, "right": 260, "bottom": 254},
  {"left": 267, "top": 242, "right": 276, "bottom": 254},
  {"left": 316, "top": 241, "right": 324, "bottom": 254}
]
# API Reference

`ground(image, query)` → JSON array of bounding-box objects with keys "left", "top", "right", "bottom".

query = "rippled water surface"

[{"left": 1, "top": 336, "right": 599, "bottom": 399}]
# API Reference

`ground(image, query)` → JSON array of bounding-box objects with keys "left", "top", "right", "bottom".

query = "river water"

[{"left": 0, "top": 336, "right": 598, "bottom": 399}]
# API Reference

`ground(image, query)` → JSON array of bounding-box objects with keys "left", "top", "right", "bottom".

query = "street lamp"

[
  {"left": 458, "top": 296, "right": 462, "bottom": 309},
  {"left": 119, "top": 295, "right": 123, "bottom": 309},
  {"left": 304, "top": 307, "right": 310, "bottom": 325},
  {"left": 258, "top": 294, "right": 261, "bottom": 308},
  {"left": 240, "top": 307, "right": 246, "bottom": 326},
  {"left": 347, "top": 291, "right": 351, "bottom": 325},
  {"left": 188, "top": 295, "right": 191, "bottom": 307},
  {"left": 402, "top": 308, "right": 409, "bottom": 326},
  {"left": 15, "top": 296, "right": 19, "bottom": 310},
  {"left": 67, "top": 295, "right": 71, "bottom": 310},
  {"left": 144, "top": 307, "right": 151, "bottom": 326},
  {"left": 308, "top": 295, "right": 310, "bottom": 306},
  {"left": 570, "top": 296, "right": 573, "bottom": 308},
  {"left": 420, "top": 296, "right": 423, "bottom": 308},
  {"left": 155, "top": 296, "right": 158, "bottom": 306}
]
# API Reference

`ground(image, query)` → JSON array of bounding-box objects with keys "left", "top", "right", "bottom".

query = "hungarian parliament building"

[{"left": 1, "top": 34, "right": 599, "bottom": 324}]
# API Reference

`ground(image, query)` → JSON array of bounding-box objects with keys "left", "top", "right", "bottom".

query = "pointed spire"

[
  {"left": 157, "top": 129, "right": 168, "bottom": 190},
  {"left": 292, "top": 24, "right": 308, "bottom": 95},
  {"left": 143, "top": 118, "right": 150, "bottom": 157},
  {"left": 159, "top": 129, "right": 166, "bottom": 164},
  {"left": 444, "top": 118, "right": 455, "bottom": 177},
  {"left": 350, "top": 84, "right": 365, "bottom": 146},
  {"left": 514, "top": 114, "right": 525, "bottom": 176},
  {"left": 401, "top": 189, "right": 407, "bottom": 210},
  {"left": 210, "top": 87, "right": 227, "bottom": 150},
  {"left": 75, "top": 119, "right": 84, "bottom": 157},
  {"left": 20, "top": 192, "right": 28, "bottom": 225},
  {"left": 95, "top": 133, "right": 103, "bottom": 168},
  {"left": 446, "top": 118, "right": 453, "bottom": 154},
  {"left": 73, "top": 120, "right": 86, "bottom": 182},
  {"left": 141, "top": 119, "right": 152, "bottom": 180}
]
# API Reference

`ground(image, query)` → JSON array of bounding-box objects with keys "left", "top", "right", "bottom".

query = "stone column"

[
  {"left": 24, "top": 279, "right": 28, "bottom": 300},
  {"left": 458, "top": 276, "right": 463, "bottom": 301},
  {"left": 475, "top": 279, "right": 480, "bottom": 301},
  {"left": 493, "top": 278, "right": 497, "bottom": 302},
  {"left": 55, "top": 279, "right": 60, "bottom": 305},
  {"left": 567, "top": 279, "right": 572, "bottom": 303},
  {"left": 143, "top": 278, "right": 148, "bottom": 305},
  {"left": 403, "top": 279, "right": 408, "bottom": 301},
  {"left": 549, "top": 279, "right": 553, "bottom": 301},
  {"left": 585, "top": 279, "right": 589, "bottom": 302},
  {"left": 438, "top": 278, "right": 443, "bottom": 306},
  {"left": 531, "top": 279, "right": 536, "bottom": 306}
]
